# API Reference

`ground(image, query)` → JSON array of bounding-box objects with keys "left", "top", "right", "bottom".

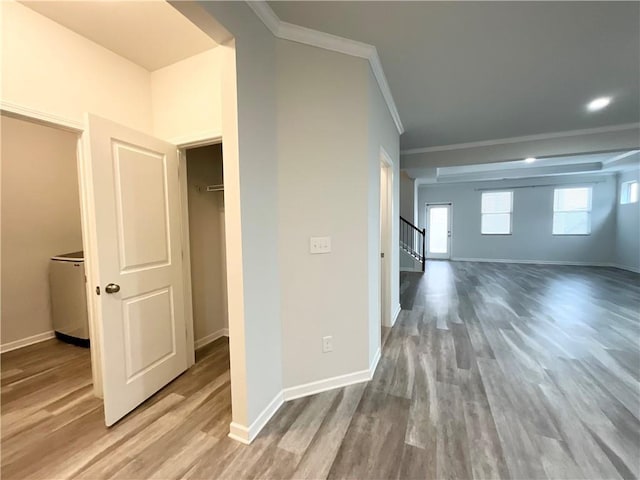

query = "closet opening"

[{"left": 182, "top": 143, "right": 229, "bottom": 362}]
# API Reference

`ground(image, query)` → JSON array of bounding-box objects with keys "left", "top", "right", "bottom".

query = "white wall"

[
  {"left": 1, "top": 115, "right": 83, "bottom": 347},
  {"left": 367, "top": 67, "right": 401, "bottom": 367},
  {"left": 179, "top": 1, "right": 284, "bottom": 436},
  {"left": 614, "top": 168, "right": 640, "bottom": 271},
  {"left": 400, "top": 171, "right": 416, "bottom": 223},
  {"left": 151, "top": 49, "right": 222, "bottom": 143},
  {"left": 1, "top": 0, "right": 153, "bottom": 132},
  {"left": 417, "top": 174, "right": 617, "bottom": 264},
  {"left": 186, "top": 144, "right": 228, "bottom": 345},
  {"left": 277, "top": 41, "right": 370, "bottom": 388},
  {"left": 179, "top": 3, "right": 400, "bottom": 433}
]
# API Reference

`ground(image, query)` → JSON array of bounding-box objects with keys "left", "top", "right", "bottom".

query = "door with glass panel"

[{"left": 426, "top": 204, "right": 451, "bottom": 259}]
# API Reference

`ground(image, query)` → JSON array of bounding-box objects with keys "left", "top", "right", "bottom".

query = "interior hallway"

[{"left": 2, "top": 261, "right": 639, "bottom": 479}]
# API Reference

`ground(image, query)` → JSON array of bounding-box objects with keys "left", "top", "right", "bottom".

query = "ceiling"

[
  {"left": 407, "top": 150, "right": 640, "bottom": 184},
  {"left": 270, "top": 2, "right": 640, "bottom": 150},
  {"left": 20, "top": 1, "right": 217, "bottom": 71}
]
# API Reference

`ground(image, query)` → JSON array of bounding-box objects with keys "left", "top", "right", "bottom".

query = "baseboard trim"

[
  {"left": 391, "top": 304, "right": 402, "bottom": 327},
  {"left": 194, "top": 328, "right": 229, "bottom": 350},
  {"left": 369, "top": 347, "right": 382, "bottom": 377},
  {"left": 228, "top": 390, "right": 284, "bottom": 444},
  {"left": 1, "top": 330, "right": 56, "bottom": 354},
  {"left": 452, "top": 257, "right": 612, "bottom": 267},
  {"left": 283, "top": 367, "right": 372, "bottom": 402},
  {"left": 400, "top": 267, "right": 421, "bottom": 272},
  {"left": 451, "top": 257, "right": 640, "bottom": 273},
  {"left": 609, "top": 263, "right": 640, "bottom": 273}
]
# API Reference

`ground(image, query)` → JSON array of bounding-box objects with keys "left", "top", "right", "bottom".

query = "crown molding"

[
  {"left": 1, "top": 100, "right": 84, "bottom": 132},
  {"left": 401, "top": 123, "right": 640, "bottom": 156},
  {"left": 246, "top": 1, "right": 404, "bottom": 135},
  {"left": 602, "top": 149, "right": 639, "bottom": 165}
]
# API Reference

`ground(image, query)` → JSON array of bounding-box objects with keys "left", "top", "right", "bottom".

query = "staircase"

[{"left": 400, "top": 216, "right": 426, "bottom": 272}]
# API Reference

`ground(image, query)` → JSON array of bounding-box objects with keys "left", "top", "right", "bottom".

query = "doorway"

[
  {"left": 379, "top": 155, "right": 392, "bottom": 334},
  {"left": 183, "top": 143, "right": 229, "bottom": 353},
  {"left": 426, "top": 203, "right": 452, "bottom": 259}
]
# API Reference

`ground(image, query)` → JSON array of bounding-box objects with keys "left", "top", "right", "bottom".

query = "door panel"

[
  {"left": 86, "top": 114, "right": 187, "bottom": 426},
  {"left": 112, "top": 142, "right": 170, "bottom": 271},
  {"left": 426, "top": 204, "right": 451, "bottom": 259}
]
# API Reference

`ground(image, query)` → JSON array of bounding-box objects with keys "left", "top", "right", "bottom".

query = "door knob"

[{"left": 105, "top": 283, "right": 120, "bottom": 294}]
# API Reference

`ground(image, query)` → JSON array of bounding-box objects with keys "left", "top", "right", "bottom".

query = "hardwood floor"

[{"left": 2, "top": 261, "right": 639, "bottom": 479}]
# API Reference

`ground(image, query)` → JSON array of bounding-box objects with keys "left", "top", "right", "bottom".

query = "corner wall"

[
  {"left": 1, "top": 0, "right": 153, "bottom": 132},
  {"left": 150, "top": 49, "right": 222, "bottom": 143},
  {"left": 614, "top": 169, "right": 640, "bottom": 272},
  {"left": 277, "top": 41, "right": 371, "bottom": 390},
  {"left": 367, "top": 67, "right": 401, "bottom": 368}
]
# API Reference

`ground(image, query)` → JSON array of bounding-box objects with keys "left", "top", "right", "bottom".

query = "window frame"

[
  {"left": 480, "top": 190, "right": 514, "bottom": 235},
  {"left": 620, "top": 180, "right": 639, "bottom": 205},
  {"left": 552, "top": 186, "right": 593, "bottom": 236}
]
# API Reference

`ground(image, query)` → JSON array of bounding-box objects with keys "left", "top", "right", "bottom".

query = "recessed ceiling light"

[
  {"left": 587, "top": 96, "right": 612, "bottom": 111},
  {"left": 524, "top": 157, "right": 536, "bottom": 163}
]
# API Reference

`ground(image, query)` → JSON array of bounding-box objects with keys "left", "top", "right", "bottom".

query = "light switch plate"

[{"left": 310, "top": 236, "right": 331, "bottom": 254}]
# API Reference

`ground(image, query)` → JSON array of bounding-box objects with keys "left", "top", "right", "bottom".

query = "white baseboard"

[
  {"left": 369, "top": 347, "right": 381, "bottom": 377},
  {"left": 228, "top": 390, "right": 284, "bottom": 444},
  {"left": 1, "top": 330, "right": 56, "bottom": 354},
  {"left": 452, "top": 257, "right": 612, "bottom": 267},
  {"left": 226, "top": 305, "right": 395, "bottom": 444},
  {"left": 283, "top": 367, "right": 372, "bottom": 402},
  {"left": 391, "top": 304, "right": 402, "bottom": 327},
  {"left": 194, "top": 328, "right": 229, "bottom": 350},
  {"left": 609, "top": 263, "right": 640, "bottom": 273}
]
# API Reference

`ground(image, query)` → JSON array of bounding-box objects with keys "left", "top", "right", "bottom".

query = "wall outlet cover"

[{"left": 310, "top": 236, "right": 331, "bottom": 254}]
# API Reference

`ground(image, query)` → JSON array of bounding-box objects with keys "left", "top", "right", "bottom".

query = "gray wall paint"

[
  {"left": 277, "top": 41, "right": 370, "bottom": 388},
  {"left": 400, "top": 171, "right": 415, "bottom": 223},
  {"left": 417, "top": 174, "right": 617, "bottom": 264},
  {"left": 277, "top": 41, "right": 399, "bottom": 388},
  {"left": 186, "top": 144, "right": 228, "bottom": 343},
  {"left": 185, "top": 1, "right": 284, "bottom": 429},
  {"left": 615, "top": 169, "right": 640, "bottom": 271},
  {"left": 367, "top": 65, "right": 401, "bottom": 368}
]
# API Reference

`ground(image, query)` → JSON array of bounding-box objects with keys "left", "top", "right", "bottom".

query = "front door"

[
  {"left": 426, "top": 204, "right": 451, "bottom": 259},
  {"left": 86, "top": 114, "right": 187, "bottom": 426}
]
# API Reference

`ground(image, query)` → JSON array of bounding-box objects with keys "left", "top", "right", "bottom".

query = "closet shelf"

[{"left": 194, "top": 184, "right": 224, "bottom": 193}]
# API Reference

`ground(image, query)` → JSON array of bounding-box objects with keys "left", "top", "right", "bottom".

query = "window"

[
  {"left": 621, "top": 180, "right": 638, "bottom": 204},
  {"left": 481, "top": 191, "right": 513, "bottom": 234},
  {"left": 553, "top": 187, "right": 592, "bottom": 235}
]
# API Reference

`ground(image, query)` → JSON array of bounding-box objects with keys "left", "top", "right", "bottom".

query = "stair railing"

[{"left": 400, "top": 216, "right": 426, "bottom": 272}]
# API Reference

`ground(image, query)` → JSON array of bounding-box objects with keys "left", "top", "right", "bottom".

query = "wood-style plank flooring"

[{"left": 2, "top": 261, "right": 639, "bottom": 479}]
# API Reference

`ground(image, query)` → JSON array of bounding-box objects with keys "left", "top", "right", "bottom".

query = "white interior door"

[
  {"left": 86, "top": 114, "right": 187, "bottom": 426},
  {"left": 426, "top": 204, "right": 451, "bottom": 259}
]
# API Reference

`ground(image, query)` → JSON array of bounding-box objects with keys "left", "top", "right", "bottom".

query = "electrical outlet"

[
  {"left": 322, "top": 336, "right": 333, "bottom": 353},
  {"left": 310, "top": 236, "right": 331, "bottom": 254}
]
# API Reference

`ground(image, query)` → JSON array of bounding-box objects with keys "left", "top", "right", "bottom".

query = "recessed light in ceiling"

[
  {"left": 524, "top": 157, "right": 536, "bottom": 163},
  {"left": 587, "top": 96, "right": 612, "bottom": 112}
]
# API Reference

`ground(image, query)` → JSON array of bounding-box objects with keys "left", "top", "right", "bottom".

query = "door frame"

[
  {"left": 0, "top": 105, "right": 104, "bottom": 397},
  {"left": 0, "top": 104, "right": 224, "bottom": 395},
  {"left": 425, "top": 202, "right": 452, "bottom": 260},
  {"left": 379, "top": 149, "right": 393, "bottom": 328},
  {"left": 176, "top": 135, "right": 223, "bottom": 368}
]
